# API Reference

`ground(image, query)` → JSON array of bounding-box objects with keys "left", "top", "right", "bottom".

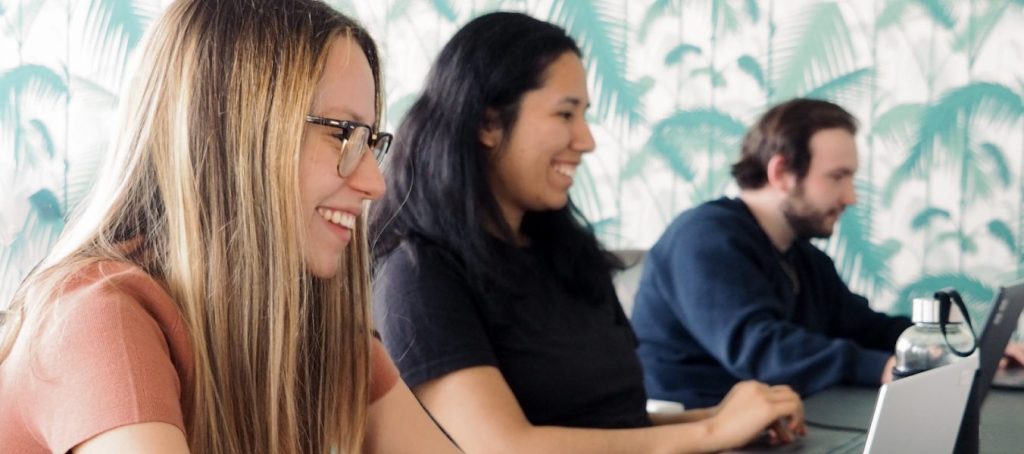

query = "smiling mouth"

[
  {"left": 317, "top": 207, "right": 356, "bottom": 230},
  {"left": 553, "top": 163, "right": 576, "bottom": 178}
]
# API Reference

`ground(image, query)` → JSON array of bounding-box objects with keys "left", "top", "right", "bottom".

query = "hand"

[
  {"left": 999, "top": 342, "right": 1024, "bottom": 369},
  {"left": 703, "top": 381, "right": 806, "bottom": 451},
  {"left": 881, "top": 356, "right": 896, "bottom": 383}
]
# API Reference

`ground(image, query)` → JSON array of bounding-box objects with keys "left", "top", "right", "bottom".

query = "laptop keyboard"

[
  {"left": 828, "top": 434, "right": 867, "bottom": 454},
  {"left": 993, "top": 368, "right": 1024, "bottom": 389}
]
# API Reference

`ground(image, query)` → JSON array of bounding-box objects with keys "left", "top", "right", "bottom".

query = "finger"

[
  {"left": 766, "top": 391, "right": 801, "bottom": 407},
  {"left": 771, "top": 418, "right": 794, "bottom": 444},
  {"left": 794, "top": 422, "right": 808, "bottom": 437},
  {"left": 1005, "top": 343, "right": 1024, "bottom": 366},
  {"left": 768, "top": 389, "right": 804, "bottom": 409},
  {"left": 768, "top": 385, "right": 800, "bottom": 399},
  {"left": 769, "top": 384, "right": 795, "bottom": 394},
  {"left": 769, "top": 399, "right": 804, "bottom": 427},
  {"left": 789, "top": 410, "right": 807, "bottom": 435}
]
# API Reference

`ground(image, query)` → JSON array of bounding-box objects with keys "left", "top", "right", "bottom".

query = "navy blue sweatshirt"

[{"left": 631, "top": 197, "right": 912, "bottom": 408}]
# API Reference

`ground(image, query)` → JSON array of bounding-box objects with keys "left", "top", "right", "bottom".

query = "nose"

[
  {"left": 346, "top": 150, "right": 386, "bottom": 200},
  {"left": 573, "top": 118, "right": 596, "bottom": 154},
  {"left": 843, "top": 180, "right": 857, "bottom": 206}
]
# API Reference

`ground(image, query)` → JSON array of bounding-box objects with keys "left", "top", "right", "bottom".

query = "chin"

[
  {"left": 306, "top": 258, "right": 340, "bottom": 279},
  {"left": 545, "top": 194, "right": 571, "bottom": 211}
]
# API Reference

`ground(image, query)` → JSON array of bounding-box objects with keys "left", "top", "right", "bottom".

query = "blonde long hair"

[{"left": 0, "top": 1, "right": 383, "bottom": 452}]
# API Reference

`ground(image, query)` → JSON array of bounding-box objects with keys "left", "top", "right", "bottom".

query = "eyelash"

[{"left": 558, "top": 112, "right": 574, "bottom": 120}]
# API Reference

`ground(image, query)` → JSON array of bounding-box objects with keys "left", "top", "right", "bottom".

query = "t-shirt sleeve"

[
  {"left": 369, "top": 337, "right": 399, "bottom": 403},
  {"left": 24, "top": 277, "right": 185, "bottom": 453},
  {"left": 372, "top": 242, "right": 498, "bottom": 389}
]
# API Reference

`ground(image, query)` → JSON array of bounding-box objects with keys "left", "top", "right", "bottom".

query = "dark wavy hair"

[
  {"left": 731, "top": 98, "right": 857, "bottom": 189},
  {"left": 370, "top": 11, "right": 621, "bottom": 301}
]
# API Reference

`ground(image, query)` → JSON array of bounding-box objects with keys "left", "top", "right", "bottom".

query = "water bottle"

[
  {"left": 892, "top": 297, "right": 975, "bottom": 379},
  {"left": 893, "top": 289, "right": 980, "bottom": 454}
]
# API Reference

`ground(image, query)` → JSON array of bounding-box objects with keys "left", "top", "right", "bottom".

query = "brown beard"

[{"left": 781, "top": 183, "right": 841, "bottom": 240}]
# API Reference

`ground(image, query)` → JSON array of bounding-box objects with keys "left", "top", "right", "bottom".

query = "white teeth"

[
  {"left": 317, "top": 207, "right": 356, "bottom": 230},
  {"left": 554, "top": 164, "right": 576, "bottom": 178}
]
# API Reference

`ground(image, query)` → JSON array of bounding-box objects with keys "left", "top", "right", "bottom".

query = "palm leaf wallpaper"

[{"left": 2, "top": 0, "right": 1023, "bottom": 327}]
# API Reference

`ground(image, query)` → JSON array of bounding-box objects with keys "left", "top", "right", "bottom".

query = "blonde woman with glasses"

[{"left": 0, "top": 1, "right": 457, "bottom": 453}]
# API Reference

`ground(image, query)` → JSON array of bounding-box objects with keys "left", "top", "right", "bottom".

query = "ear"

[
  {"left": 765, "top": 154, "right": 797, "bottom": 192},
  {"left": 479, "top": 108, "right": 503, "bottom": 149}
]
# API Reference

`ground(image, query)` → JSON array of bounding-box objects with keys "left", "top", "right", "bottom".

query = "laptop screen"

[
  {"left": 974, "top": 283, "right": 1024, "bottom": 402},
  {"left": 864, "top": 355, "right": 979, "bottom": 453}
]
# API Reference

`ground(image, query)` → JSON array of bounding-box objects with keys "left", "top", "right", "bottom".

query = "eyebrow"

[
  {"left": 559, "top": 97, "right": 590, "bottom": 109},
  {"left": 830, "top": 168, "right": 856, "bottom": 176},
  {"left": 320, "top": 107, "right": 370, "bottom": 124}
]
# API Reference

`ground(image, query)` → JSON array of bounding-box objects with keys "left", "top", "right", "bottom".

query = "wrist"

[
  {"left": 689, "top": 418, "right": 718, "bottom": 453},
  {"left": 881, "top": 355, "right": 896, "bottom": 384},
  {"left": 657, "top": 419, "right": 718, "bottom": 454}
]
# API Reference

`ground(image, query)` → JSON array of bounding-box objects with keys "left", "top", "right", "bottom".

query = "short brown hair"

[{"left": 731, "top": 98, "right": 857, "bottom": 189}]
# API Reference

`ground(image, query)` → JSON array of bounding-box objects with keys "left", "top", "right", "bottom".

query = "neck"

[
  {"left": 738, "top": 189, "right": 796, "bottom": 252},
  {"left": 486, "top": 204, "right": 528, "bottom": 246}
]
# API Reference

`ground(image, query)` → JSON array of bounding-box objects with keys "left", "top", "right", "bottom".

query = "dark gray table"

[
  {"left": 730, "top": 386, "right": 1024, "bottom": 453},
  {"left": 977, "top": 389, "right": 1024, "bottom": 453}
]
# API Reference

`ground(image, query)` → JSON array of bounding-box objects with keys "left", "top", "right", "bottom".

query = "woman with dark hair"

[{"left": 371, "top": 11, "right": 805, "bottom": 453}]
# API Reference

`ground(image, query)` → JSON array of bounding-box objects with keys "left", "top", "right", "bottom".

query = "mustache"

[{"left": 827, "top": 205, "right": 848, "bottom": 217}]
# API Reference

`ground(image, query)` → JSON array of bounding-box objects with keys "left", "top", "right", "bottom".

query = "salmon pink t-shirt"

[{"left": 0, "top": 261, "right": 398, "bottom": 453}]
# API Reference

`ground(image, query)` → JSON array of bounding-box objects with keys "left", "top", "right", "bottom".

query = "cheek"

[
  {"left": 802, "top": 179, "right": 834, "bottom": 201},
  {"left": 297, "top": 161, "right": 320, "bottom": 211},
  {"left": 535, "top": 123, "right": 572, "bottom": 150},
  {"left": 807, "top": 189, "right": 833, "bottom": 208},
  {"left": 824, "top": 182, "right": 847, "bottom": 201},
  {"left": 496, "top": 148, "right": 537, "bottom": 183},
  {"left": 297, "top": 143, "right": 339, "bottom": 206}
]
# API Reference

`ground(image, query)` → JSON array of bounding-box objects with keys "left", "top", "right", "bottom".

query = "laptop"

[
  {"left": 860, "top": 354, "right": 979, "bottom": 453},
  {"left": 729, "top": 285, "right": 1024, "bottom": 453},
  {"left": 828, "top": 283, "right": 1024, "bottom": 453},
  {"left": 974, "top": 283, "right": 1024, "bottom": 393},
  {"left": 993, "top": 368, "right": 1024, "bottom": 389},
  {"left": 729, "top": 356, "right": 979, "bottom": 453}
]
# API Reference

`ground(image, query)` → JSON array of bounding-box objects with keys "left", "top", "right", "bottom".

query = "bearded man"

[{"left": 630, "top": 99, "right": 913, "bottom": 408}]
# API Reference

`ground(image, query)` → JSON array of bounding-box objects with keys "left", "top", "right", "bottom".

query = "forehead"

[
  {"left": 522, "top": 52, "right": 589, "bottom": 106},
  {"left": 310, "top": 36, "right": 376, "bottom": 123},
  {"left": 807, "top": 127, "right": 858, "bottom": 171}
]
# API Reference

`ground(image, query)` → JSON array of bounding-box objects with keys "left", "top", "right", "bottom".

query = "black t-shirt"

[{"left": 372, "top": 236, "right": 651, "bottom": 429}]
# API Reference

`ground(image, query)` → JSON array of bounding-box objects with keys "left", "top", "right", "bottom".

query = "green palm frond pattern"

[
  {"left": 771, "top": 2, "right": 858, "bottom": 101},
  {"left": 548, "top": 0, "right": 647, "bottom": 127},
  {"left": 877, "top": 0, "right": 957, "bottom": 31},
  {"left": 2, "top": 0, "right": 1024, "bottom": 320},
  {"left": 820, "top": 180, "right": 898, "bottom": 300},
  {"left": 893, "top": 272, "right": 995, "bottom": 322}
]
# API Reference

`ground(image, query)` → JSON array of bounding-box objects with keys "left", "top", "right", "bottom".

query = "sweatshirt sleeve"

[{"left": 823, "top": 261, "right": 913, "bottom": 358}]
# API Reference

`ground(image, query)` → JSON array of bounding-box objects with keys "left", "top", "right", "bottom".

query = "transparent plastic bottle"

[{"left": 893, "top": 297, "right": 976, "bottom": 379}]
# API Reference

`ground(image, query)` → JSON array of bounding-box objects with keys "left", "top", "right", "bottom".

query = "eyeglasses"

[{"left": 305, "top": 115, "right": 393, "bottom": 177}]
